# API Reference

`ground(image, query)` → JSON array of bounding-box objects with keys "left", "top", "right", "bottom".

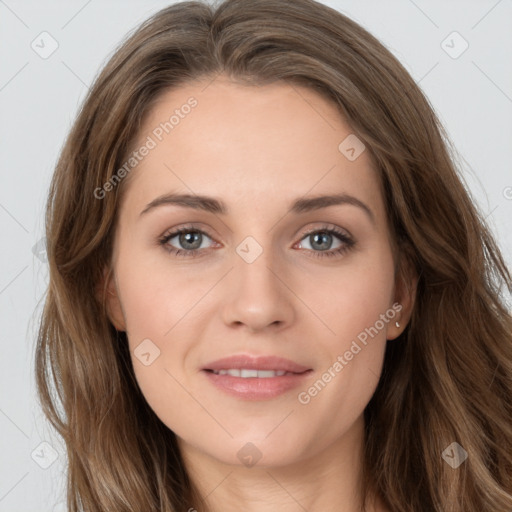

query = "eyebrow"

[{"left": 139, "top": 192, "right": 375, "bottom": 223}]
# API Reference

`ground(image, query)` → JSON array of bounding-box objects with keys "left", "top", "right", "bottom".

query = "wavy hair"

[{"left": 35, "top": 0, "right": 512, "bottom": 510}]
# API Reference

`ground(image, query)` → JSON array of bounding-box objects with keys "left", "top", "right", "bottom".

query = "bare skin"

[{"left": 104, "top": 75, "right": 416, "bottom": 511}]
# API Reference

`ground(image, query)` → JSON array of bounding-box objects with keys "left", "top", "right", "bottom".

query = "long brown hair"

[{"left": 35, "top": 0, "right": 512, "bottom": 510}]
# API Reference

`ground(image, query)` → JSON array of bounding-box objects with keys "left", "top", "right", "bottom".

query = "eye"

[
  {"left": 158, "top": 225, "right": 216, "bottom": 258},
  {"left": 295, "top": 225, "right": 355, "bottom": 258}
]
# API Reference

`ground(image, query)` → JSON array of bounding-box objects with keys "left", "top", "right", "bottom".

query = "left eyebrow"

[{"left": 139, "top": 192, "right": 375, "bottom": 224}]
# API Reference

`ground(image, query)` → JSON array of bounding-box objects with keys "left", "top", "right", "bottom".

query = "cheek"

[
  {"left": 116, "top": 243, "right": 204, "bottom": 341},
  {"left": 114, "top": 248, "right": 216, "bottom": 408},
  {"left": 295, "top": 248, "right": 395, "bottom": 409},
  {"left": 300, "top": 249, "right": 396, "bottom": 349}
]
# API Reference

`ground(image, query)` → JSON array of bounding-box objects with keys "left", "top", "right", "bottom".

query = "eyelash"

[{"left": 157, "top": 223, "right": 356, "bottom": 259}]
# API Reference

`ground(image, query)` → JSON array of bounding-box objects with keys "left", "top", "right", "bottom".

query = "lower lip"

[{"left": 202, "top": 370, "right": 313, "bottom": 400}]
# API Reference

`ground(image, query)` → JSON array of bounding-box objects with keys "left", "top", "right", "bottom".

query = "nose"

[{"left": 220, "top": 243, "right": 296, "bottom": 334}]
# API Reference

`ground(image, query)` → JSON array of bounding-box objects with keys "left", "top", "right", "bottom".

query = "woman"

[{"left": 36, "top": 0, "right": 512, "bottom": 510}]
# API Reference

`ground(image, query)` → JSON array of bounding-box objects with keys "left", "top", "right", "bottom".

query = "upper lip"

[{"left": 202, "top": 355, "right": 311, "bottom": 374}]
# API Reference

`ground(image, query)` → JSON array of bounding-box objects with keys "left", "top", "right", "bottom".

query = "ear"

[
  {"left": 387, "top": 256, "right": 418, "bottom": 340},
  {"left": 96, "top": 266, "right": 127, "bottom": 332}
]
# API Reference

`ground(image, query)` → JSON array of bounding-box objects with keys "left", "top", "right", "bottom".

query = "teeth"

[
  {"left": 212, "top": 369, "right": 288, "bottom": 378},
  {"left": 240, "top": 369, "right": 258, "bottom": 378},
  {"left": 257, "top": 370, "right": 280, "bottom": 378}
]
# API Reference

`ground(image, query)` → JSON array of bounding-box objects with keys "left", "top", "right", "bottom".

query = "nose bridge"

[
  {"left": 235, "top": 235, "right": 278, "bottom": 287},
  {"left": 220, "top": 232, "right": 295, "bottom": 332}
]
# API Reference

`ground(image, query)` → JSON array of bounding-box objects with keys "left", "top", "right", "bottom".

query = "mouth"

[{"left": 201, "top": 355, "right": 313, "bottom": 400}]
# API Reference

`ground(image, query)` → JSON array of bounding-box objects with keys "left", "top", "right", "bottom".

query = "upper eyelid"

[{"left": 300, "top": 224, "right": 351, "bottom": 238}]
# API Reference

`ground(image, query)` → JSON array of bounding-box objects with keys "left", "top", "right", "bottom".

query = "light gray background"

[{"left": 1, "top": 1, "right": 511, "bottom": 510}]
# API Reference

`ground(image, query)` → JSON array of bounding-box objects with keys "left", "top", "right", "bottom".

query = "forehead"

[{"left": 119, "top": 76, "right": 384, "bottom": 220}]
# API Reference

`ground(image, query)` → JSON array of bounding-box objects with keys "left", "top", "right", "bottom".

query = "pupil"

[
  {"left": 180, "top": 231, "right": 201, "bottom": 250},
  {"left": 311, "top": 232, "right": 332, "bottom": 251}
]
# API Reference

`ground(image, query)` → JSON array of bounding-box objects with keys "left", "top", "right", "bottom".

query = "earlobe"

[
  {"left": 97, "top": 266, "right": 127, "bottom": 332},
  {"left": 387, "top": 258, "right": 419, "bottom": 340},
  {"left": 387, "top": 305, "right": 403, "bottom": 341}
]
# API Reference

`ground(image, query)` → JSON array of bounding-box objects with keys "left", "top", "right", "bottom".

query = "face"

[{"left": 104, "top": 76, "right": 415, "bottom": 468}]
